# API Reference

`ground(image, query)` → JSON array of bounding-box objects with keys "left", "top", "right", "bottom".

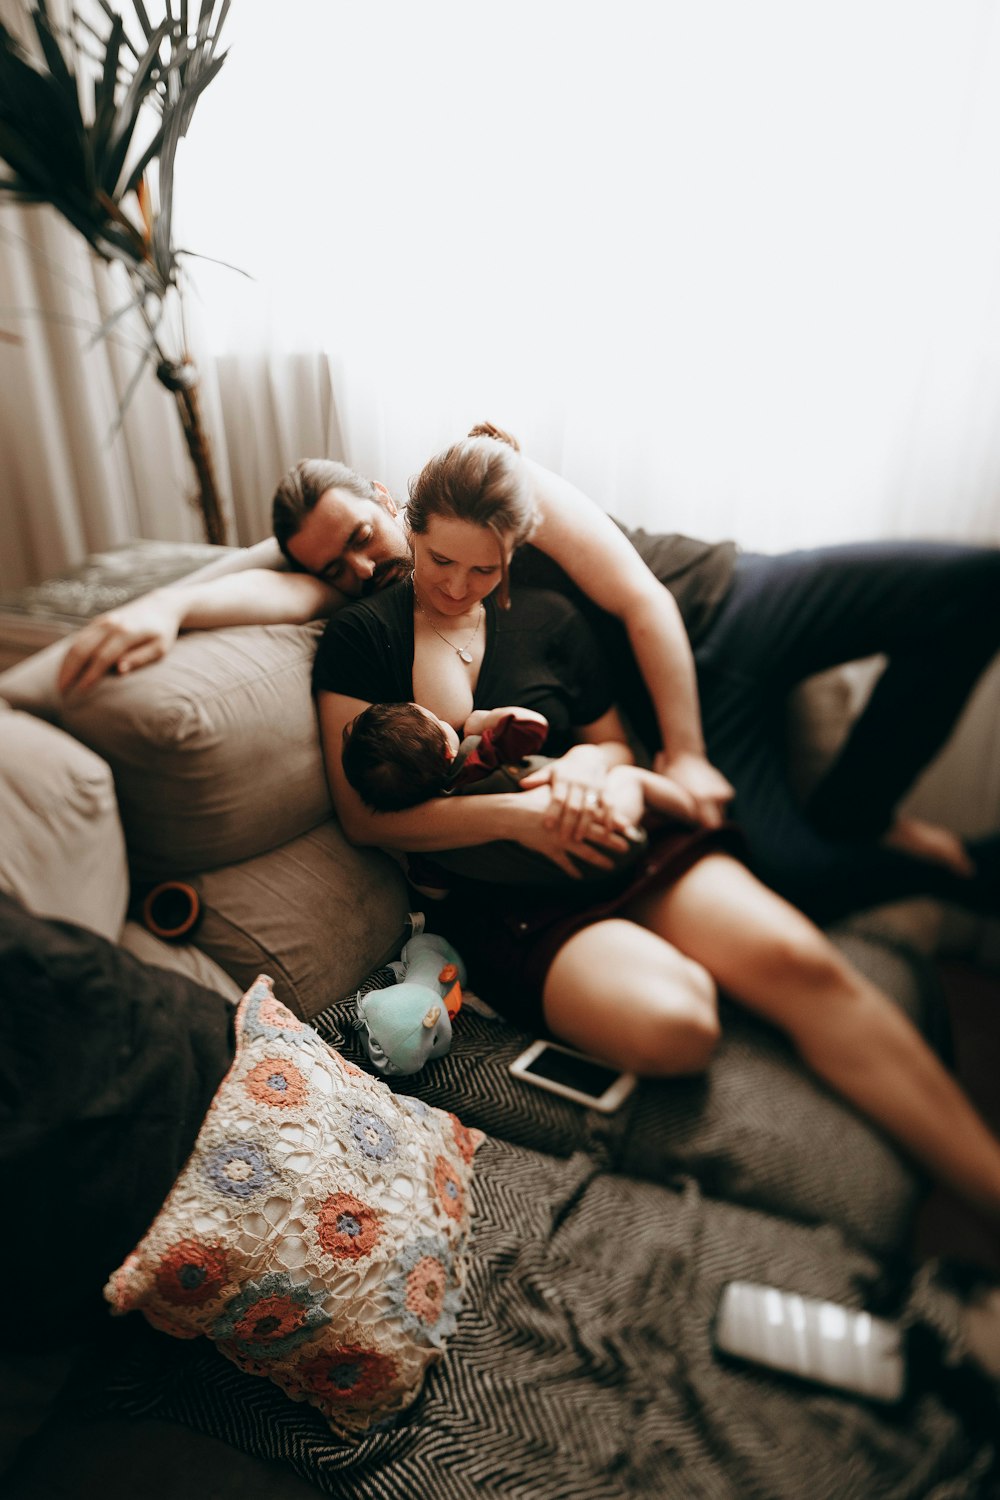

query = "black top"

[
  {"left": 313, "top": 582, "right": 614, "bottom": 753},
  {"left": 510, "top": 525, "right": 738, "bottom": 755},
  {"left": 511, "top": 523, "right": 737, "bottom": 649}
]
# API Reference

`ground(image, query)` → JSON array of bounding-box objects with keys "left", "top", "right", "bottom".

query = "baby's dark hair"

[{"left": 342, "top": 702, "right": 453, "bottom": 811}]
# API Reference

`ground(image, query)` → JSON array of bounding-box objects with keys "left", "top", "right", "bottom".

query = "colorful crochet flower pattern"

[{"left": 104, "top": 975, "right": 484, "bottom": 1436}]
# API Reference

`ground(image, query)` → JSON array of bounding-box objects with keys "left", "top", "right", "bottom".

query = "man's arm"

[
  {"left": 57, "top": 568, "right": 343, "bottom": 695},
  {"left": 525, "top": 457, "right": 733, "bottom": 825}
]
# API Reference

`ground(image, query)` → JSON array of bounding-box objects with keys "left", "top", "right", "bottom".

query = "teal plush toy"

[{"left": 355, "top": 933, "right": 466, "bottom": 1076}]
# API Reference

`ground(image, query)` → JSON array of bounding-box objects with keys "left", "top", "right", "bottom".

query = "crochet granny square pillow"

[{"left": 104, "top": 975, "right": 484, "bottom": 1436}]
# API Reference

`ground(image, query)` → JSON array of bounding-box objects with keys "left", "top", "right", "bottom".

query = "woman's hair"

[
  {"left": 406, "top": 423, "right": 539, "bottom": 606},
  {"left": 272, "top": 459, "right": 381, "bottom": 566},
  {"left": 342, "top": 702, "right": 453, "bottom": 811}
]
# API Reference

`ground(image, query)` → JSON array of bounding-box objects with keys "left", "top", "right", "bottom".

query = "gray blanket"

[{"left": 92, "top": 928, "right": 998, "bottom": 1498}]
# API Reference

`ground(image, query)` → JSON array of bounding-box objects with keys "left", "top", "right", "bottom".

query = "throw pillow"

[
  {"left": 0, "top": 706, "right": 128, "bottom": 941},
  {"left": 104, "top": 975, "right": 484, "bottom": 1436}
]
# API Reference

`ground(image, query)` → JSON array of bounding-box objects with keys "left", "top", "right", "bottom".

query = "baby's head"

[{"left": 342, "top": 702, "right": 461, "bottom": 811}]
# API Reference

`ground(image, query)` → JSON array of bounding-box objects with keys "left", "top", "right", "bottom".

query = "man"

[{"left": 57, "top": 441, "right": 1000, "bottom": 924}]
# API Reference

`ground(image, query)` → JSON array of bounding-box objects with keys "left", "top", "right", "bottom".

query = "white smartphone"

[
  {"left": 508, "top": 1039, "right": 637, "bottom": 1113},
  {"left": 713, "top": 1280, "right": 905, "bottom": 1404}
]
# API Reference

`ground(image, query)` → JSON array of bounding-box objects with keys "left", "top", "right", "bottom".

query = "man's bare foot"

[
  {"left": 963, "top": 1284, "right": 1000, "bottom": 1379},
  {"left": 882, "top": 815, "right": 976, "bottom": 877}
]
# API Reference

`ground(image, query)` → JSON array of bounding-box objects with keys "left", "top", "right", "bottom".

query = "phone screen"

[{"left": 522, "top": 1047, "right": 622, "bottom": 1098}]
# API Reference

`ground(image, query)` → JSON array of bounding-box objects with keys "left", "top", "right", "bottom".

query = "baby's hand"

[
  {"left": 601, "top": 765, "right": 647, "bottom": 836},
  {"left": 602, "top": 765, "right": 699, "bottom": 836},
  {"left": 463, "top": 706, "right": 548, "bottom": 738}
]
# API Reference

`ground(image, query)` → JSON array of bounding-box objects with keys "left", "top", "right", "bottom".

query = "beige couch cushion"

[
  {"left": 0, "top": 705, "right": 128, "bottom": 941},
  {"left": 2, "top": 622, "right": 412, "bottom": 1015},
  {"left": 118, "top": 921, "right": 245, "bottom": 1003},
  {"left": 180, "top": 822, "right": 412, "bottom": 1020},
  {"left": 35, "top": 623, "right": 332, "bottom": 880}
]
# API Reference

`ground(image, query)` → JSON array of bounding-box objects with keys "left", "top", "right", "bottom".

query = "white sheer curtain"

[
  {"left": 172, "top": 0, "right": 1000, "bottom": 551},
  {"left": 4, "top": 1, "right": 1000, "bottom": 565},
  {"left": 0, "top": 206, "right": 223, "bottom": 592}
]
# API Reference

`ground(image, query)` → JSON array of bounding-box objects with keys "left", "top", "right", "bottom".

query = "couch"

[{"left": 1, "top": 556, "right": 998, "bottom": 1499}]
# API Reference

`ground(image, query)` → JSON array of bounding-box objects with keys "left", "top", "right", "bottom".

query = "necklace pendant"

[{"left": 458, "top": 648, "right": 474, "bottom": 664}]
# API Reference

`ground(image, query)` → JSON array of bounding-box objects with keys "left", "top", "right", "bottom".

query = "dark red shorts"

[{"left": 423, "top": 821, "right": 743, "bottom": 1034}]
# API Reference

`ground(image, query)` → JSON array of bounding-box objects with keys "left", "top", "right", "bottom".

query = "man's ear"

[{"left": 373, "top": 481, "right": 397, "bottom": 516}]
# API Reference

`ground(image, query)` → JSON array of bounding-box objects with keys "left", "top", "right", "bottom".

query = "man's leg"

[
  {"left": 697, "top": 658, "right": 1000, "bottom": 922},
  {"left": 697, "top": 541, "right": 1000, "bottom": 839}
]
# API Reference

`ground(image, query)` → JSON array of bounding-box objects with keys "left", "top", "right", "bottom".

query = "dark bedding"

[{"left": 81, "top": 926, "right": 998, "bottom": 1499}]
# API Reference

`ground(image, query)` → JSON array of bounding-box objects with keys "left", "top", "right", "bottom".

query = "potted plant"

[{"left": 0, "top": 0, "right": 232, "bottom": 543}]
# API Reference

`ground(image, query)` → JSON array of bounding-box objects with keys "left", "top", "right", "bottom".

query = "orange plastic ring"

[{"left": 142, "top": 881, "right": 201, "bottom": 941}]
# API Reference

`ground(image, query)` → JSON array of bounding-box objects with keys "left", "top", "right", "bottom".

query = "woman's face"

[{"left": 409, "top": 515, "right": 513, "bottom": 616}]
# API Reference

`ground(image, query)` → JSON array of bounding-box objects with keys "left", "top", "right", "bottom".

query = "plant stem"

[{"left": 159, "top": 362, "right": 229, "bottom": 545}]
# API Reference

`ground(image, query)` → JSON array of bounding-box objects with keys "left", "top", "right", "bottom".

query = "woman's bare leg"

[
  {"left": 625, "top": 853, "right": 1000, "bottom": 1227},
  {"left": 542, "top": 918, "right": 720, "bottom": 1076}
]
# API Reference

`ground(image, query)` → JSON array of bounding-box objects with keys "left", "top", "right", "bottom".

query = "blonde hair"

[{"left": 406, "top": 423, "right": 538, "bottom": 606}]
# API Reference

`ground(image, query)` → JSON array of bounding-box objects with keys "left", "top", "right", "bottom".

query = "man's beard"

[{"left": 363, "top": 554, "right": 413, "bottom": 596}]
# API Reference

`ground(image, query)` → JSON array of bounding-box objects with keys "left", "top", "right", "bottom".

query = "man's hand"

[
  {"left": 653, "top": 750, "right": 734, "bottom": 828},
  {"left": 57, "top": 592, "right": 183, "bottom": 696}
]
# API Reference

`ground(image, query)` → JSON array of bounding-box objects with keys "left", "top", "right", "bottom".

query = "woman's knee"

[
  {"left": 543, "top": 926, "right": 720, "bottom": 1077},
  {"left": 620, "top": 958, "right": 721, "bottom": 1078},
  {"left": 749, "top": 921, "right": 853, "bottom": 998}
]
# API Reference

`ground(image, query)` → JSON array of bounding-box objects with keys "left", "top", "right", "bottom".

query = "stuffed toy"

[{"left": 355, "top": 933, "right": 466, "bottom": 1076}]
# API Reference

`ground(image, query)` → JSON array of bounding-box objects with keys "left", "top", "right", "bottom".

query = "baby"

[
  {"left": 341, "top": 702, "right": 695, "bottom": 890},
  {"left": 342, "top": 702, "right": 551, "bottom": 812}
]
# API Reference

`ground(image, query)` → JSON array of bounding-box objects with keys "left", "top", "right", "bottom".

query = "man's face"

[{"left": 286, "top": 484, "right": 411, "bottom": 596}]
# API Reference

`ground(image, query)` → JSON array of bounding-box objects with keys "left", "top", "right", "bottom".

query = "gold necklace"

[{"left": 414, "top": 591, "right": 484, "bottom": 664}]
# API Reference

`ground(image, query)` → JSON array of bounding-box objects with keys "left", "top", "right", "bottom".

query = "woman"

[{"left": 313, "top": 427, "right": 1000, "bottom": 1232}]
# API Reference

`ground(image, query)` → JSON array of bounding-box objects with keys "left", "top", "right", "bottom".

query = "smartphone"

[
  {"left": 508, "top": 1039, "right": 637, "bottom": 1113},
  {"left": 712, "top": 1280, "right": 905, "bottom": 1404}
]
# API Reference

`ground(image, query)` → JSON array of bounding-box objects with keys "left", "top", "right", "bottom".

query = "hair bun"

[{"left": 467, "top": 421, "right": 521, "bottom": 452}]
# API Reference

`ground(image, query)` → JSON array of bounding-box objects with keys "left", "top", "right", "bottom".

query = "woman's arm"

[
  {"left": 525, "top": 457, "right": 734, "bottom": 826},
  {"left": 57, "top": 569, "right": 342, "bottom": 695},
  {"left": 318, "top": 690, "right": 630, "bottom": 878}
]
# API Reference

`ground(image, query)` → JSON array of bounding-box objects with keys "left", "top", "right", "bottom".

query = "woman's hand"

[
  {"left": 57, "top": 592, "right": 184, "bottom": 696},
  {"left": 508, "top": 785, "right": 631, "bottom": 878},
  {"left": 519, "top": 743, "right": 625, "bottom": 843},
  {"left": 653, "top": 749, "right": 734, "bottom": 828}
]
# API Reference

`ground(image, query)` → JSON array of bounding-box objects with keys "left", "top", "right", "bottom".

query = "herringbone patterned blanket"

[{"left": 94, "top": 929, "right": 998, "bottom": 1498}]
